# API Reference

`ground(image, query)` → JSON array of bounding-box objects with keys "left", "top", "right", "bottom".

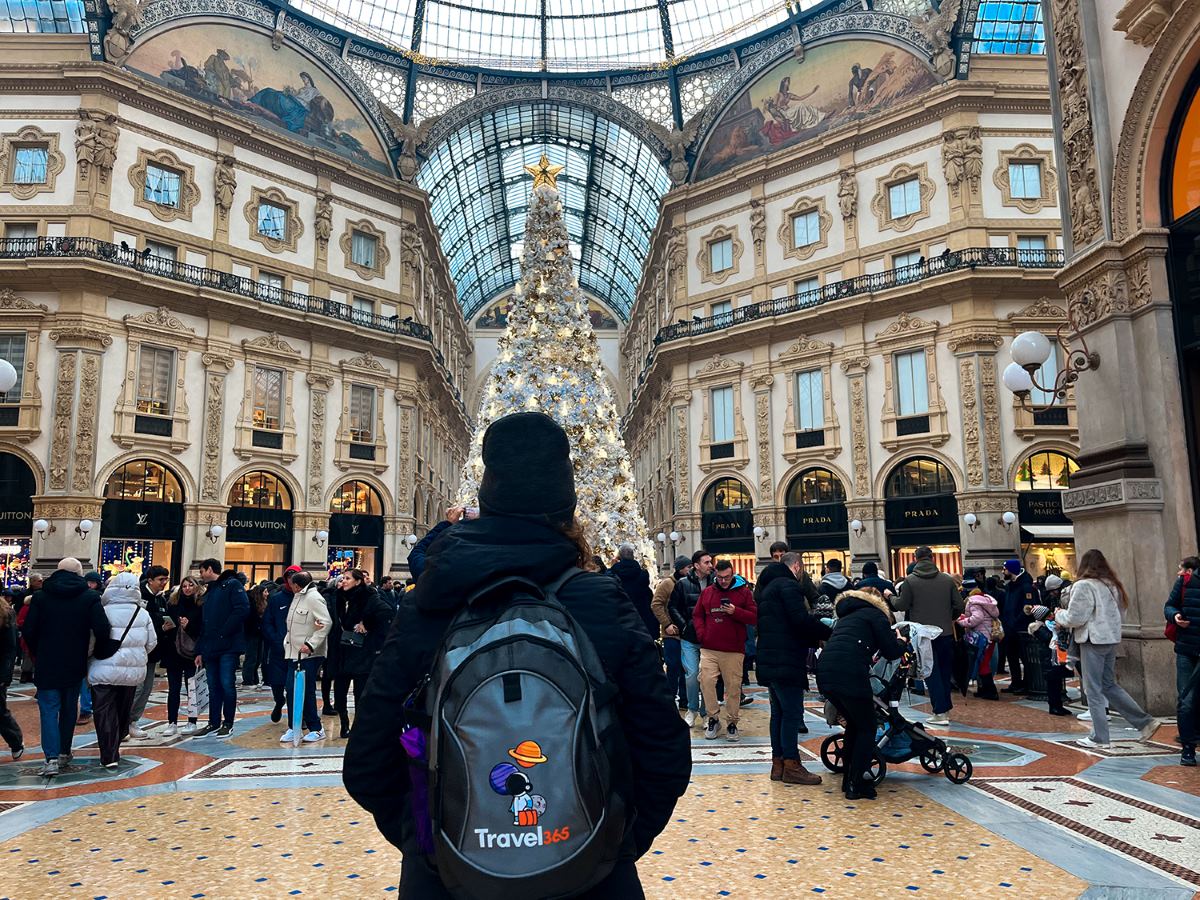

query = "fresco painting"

[
  {"left": 127, "top": 23, "right": 388, "bottom": 171},
  {"left": 695, "top": 39, "right": 938, "bottom": 181},
  {"left": 476, "top": 295, "right": 619, "bottom": 330}
]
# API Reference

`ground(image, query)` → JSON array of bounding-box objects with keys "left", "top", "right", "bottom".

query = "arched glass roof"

[
  {"left": 291, "top": 0, "right": 817, "bottom": 72},
  {"left": 418, "top": 102, "right": 670, "bottom": 320}
]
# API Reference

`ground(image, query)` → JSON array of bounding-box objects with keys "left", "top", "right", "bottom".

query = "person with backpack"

[
  {"left": 1165, "top": 555, "right": 1200, "bottom": 766},
  {"left": 87, "top": 572, "right": 157, "bottom": 769},
  {"left": 343, "top": 412, "right": 691, "bottom": 899},
  {"left": 651, "top": 555, "right": 691, "bottom": 712},
  {"left": 668, "top": 549, "right": 713, "bottom": 727},
  {"left": 695, "top": 558, "right": 758, "bottom": 742},
  {"left": 816, "top": 558, "right": 850, "bottom": 620},
  {"left": 956, "top": 587, "right": 1001, "bottom": 700},
  {"left": 162, "top": 576, "right": 205, "bottom": 736}
]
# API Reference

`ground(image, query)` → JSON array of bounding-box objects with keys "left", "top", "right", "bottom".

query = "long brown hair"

[
  {"left": 0, "top": 596, "right": 12, "bottom": 628},
  {"left": 559, "top": 519, "right": 594, "bottom": 570},
  {"left": 169, "top": 576, "right": 205, "bottom": 607},
  {"left": 1076, "top": 548, "right": 1129, "bottom": 608}
]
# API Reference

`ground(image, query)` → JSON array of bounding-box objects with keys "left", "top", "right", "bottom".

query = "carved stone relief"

[
  {"left": 674, "top": 406, "right": 691, "bottom": 513},
  {"left": 307, "top": 372, "right": 333, "bottom": 508},
  {"left": 849, "top": 376, "right": 870, "bottom": 497},
  {"left": 980, "top": 355, "right": 1004, "bottom": 485},
  {"left": 941, "top": 126, "right": 982, "bottom": 209},
  {"left": 959, "top": 357, "right": 983, "bottom": 487},
  {"left": 75, "top": 111, "right": 119, "bottom": 188},
  {"left": 199, "top": 354, "right": 233, "bottom": 503},
  {"left": 48, "top": 351, "right": 76, "bottom": 490},
  {"left": 73, "top": 354, "right": 100, "bottom": 493},
  {"left": 754, "top": 381, "right": 774, "bottom": 504}
]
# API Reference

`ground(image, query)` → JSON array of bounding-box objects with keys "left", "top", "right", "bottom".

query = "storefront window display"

[
  {"left": 0, "top": 451, "right": 35, "bottom": 588},
  {"left": 785, "top": 468, "right": 850, "bottom": 578},
  {"left": 101, "top": 460, "right": 186, "bottom": 580},
  {"left": 328, "top": 479, "right": 385, "bottom": 582},
  {"left": 884, "top": 458, "right": 962, "bottom": 578},
  {"left": 702, "top": 477, "right": 755, "bottom": 560},
  {"left": 1015, "top": 450, "right": 1078, "bottom": 579},
  {"left": 226, "top": 470, "right": 293, "bottom": 583}
]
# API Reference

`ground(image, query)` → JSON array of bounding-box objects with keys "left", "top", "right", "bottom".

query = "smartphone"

[{"left": 464, "top": 507, "right": 480, "bottom": 520}]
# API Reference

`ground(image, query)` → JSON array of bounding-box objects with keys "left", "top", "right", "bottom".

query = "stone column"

[
  {"left": 841, "top": 356, "right": 881, "bottom": 569},
  {"left": 185, "top": 503, "right": 231, "bottom": 575},
  {"left": 392, "top": 395, "right": 418, "bottom": 577},
  {"left": 34, "top": 324, "right": 111, "bottom": 570},
  {"left": 294, "top": 512, "right": 332, "bottom": 577}
]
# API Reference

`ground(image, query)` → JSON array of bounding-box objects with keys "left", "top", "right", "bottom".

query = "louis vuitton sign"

[
  {"left": 226, "top": 507, "right": 293, "bottom": 543},
  {"left": 329, "top": 512, "right": 383, "bottom": 547}
]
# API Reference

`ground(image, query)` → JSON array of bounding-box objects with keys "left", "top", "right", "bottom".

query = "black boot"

[{"left": 975, "top": 674, "right": 999, "bottom": 701}]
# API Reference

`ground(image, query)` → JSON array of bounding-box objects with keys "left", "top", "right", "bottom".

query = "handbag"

[
  {"left": 176, "top": 621, "right": 198, "bottom": 659},
  {"left": 340, "top": 628, "right": 365, "bottom": 649},
  {"left": 93, "top": 611, "right": 139, "bottom": 661},
  {"left": 1166, "top": 572, "right": 1190, "bottom": 643},
  {"left": 988, "top": 611, "right": 1005, "bottom": 644}
]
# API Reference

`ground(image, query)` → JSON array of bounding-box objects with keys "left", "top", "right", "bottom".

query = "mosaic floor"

[{"left": 2, "top": 677, "right": 1198, "bottom": 898}]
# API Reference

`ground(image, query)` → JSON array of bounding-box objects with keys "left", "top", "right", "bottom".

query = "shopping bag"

[
  {"left": 186, "top": 669, "right": 210, "bottom": 720},
  {"left": 291, "top": 662, "right": 305, "bottom": 747}
]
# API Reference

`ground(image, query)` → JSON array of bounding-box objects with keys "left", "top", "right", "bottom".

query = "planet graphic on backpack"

[{"left": 489, "top": 762, "right": 518, "bottom": 795}]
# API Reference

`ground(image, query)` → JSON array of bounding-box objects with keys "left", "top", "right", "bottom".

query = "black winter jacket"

[
  {"left": 855, "top": 574, "right": 896, "bottom": 598},
  {"left": 410, "top": 520, "right": 454, "bottom": 581},
  {"left": 608, "top": 557, "right": 656, "bottom": 638},
  {"left": 815, "top": 590, "right": 902, "bottom": 698},
  {"left": 753, "top": 560, "right": 820, "bottom": 610},
  {"left": 0, "top": 611, "right": 17, "bottom": 687},
  {"left": 1001, "top": 570, "right": 1038, "bottom": 633},
  {"left": 141, "top": 581, "right": 168, "bottom": 664},
  {"left": 669, "top": 572, "right": 711, "bottom": 644},
  {"left": 332, "top": 583, "right": 394, "bottom": 677},
  {"left": 755, "top": 563, "right": 832, "bottom": 688},
  {"left": 196, "top": 571, "right": 250, "bottom": 657},
  {"left": 20, "top": 570, "right": 109, "bottom": 689},
  {"left": 1166, "top": 573, "right": 1200, "bottom": 657},
  {"left": 343, "top": 515, "right": 691, "bottom": 872}
]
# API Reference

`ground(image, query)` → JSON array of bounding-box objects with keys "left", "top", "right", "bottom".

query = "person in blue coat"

[
  {"left": 1000, "top": 560, "right": 1038, "bottom": 693},
  {"left": 262, "top": 566, "right": 301, "bottom": 724},
  {"left": 194, "top": 559, "right": 250, "bottom": 737}
]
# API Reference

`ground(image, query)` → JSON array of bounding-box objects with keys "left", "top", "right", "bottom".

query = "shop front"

[
  {"left": 0, "top": 451, "right": 34, "bottom": 588},
  {"left": 225, "top": 470, "right": 293, "bottom": 583},
  {"left": 100, "top": 459, "right": 185, "bottom": 581},
  {"left": 1015, "top": 450, "right": 1079, "bottom": 579},
  {"left": 701, "top": 477, "right": 757, "bottom": 582},
  {"left": 884, "top": 458, "right": 962, "bottom": 578},
  {"left": 784, "top": 468, "right": 850, "bottom": 580},
  {"left": 328, "top": 479, "right": 385, "bottom": 582}
]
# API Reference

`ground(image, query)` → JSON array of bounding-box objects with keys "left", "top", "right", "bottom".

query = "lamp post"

[
  {"left": 0, "top": 357, "right": 16, "bottom": 397},
  {"left": 1002, "top": 326, "right": 1100, "bottom": 412}
]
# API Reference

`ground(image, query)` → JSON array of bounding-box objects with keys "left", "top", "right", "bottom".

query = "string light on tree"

[{"left": 459, "top": 153, "right": 656, "bottom": 570}]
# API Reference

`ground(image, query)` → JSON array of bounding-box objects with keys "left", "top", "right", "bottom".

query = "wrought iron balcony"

[{"left": 0, "top": 236, "right": 435, "bottom": 342}]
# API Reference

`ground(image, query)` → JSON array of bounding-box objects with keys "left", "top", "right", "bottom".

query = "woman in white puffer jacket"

[{"left": 88, "top": 572, "right": 156, "bottom": 769}]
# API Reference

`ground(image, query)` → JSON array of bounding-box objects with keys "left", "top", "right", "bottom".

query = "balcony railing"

[
  {"left": 0, "top": 236, "right": 435, "bottom": 342},
  {"left": 631, "top": 247, "right": 1065, "bottom": 401}
]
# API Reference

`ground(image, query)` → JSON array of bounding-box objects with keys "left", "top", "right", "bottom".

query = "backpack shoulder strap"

[{"left": 543, "top": 566, "right": 585, "bottom": 603}]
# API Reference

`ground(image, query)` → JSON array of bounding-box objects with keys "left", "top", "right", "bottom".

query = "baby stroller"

[{"left": 819, "top": 622, "right": 973, "bottom": 785}]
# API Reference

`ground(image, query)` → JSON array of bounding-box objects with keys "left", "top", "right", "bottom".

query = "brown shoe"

[
  {"left": 770, "top": 756, "right": 784, "bottom": 781},
  {"left": 781, "top": 759, "right": 822, "bottom": 785}
]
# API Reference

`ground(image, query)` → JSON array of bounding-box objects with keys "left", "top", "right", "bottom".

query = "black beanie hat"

[
  {"left": 862, "top": 561, "right": 878, "bottom": 576},
  {"left": 478, "top": 412, "right": 577, "bottom": 527}
]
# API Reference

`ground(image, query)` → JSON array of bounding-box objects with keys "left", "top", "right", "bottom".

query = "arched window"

[
  {"left": 330, "top": 480, "right": 382, "bottom": 515},
  {"left": 104, "top": 460, "right": 184, "bottom": 503},
  {"left": 702, "top": 477, "right": 751, "bottom": 512},
  {"left": 885, "top": 458, "right": 956, "bottom": 498},
  {"left": 786, "top": 468, "right": 847, "bottom": 506},
  {"left": 1170, "top": 71, "right": 1200, "bottom": 221},
  {"left": 229, "top": 470, "right": 292, "bottom": 509},
  {"left": 0, "top": 452, "right": 35, "bottom": 500},
  {"left": 1014, "top": 450, "right": 1078, "bottom": 491}
]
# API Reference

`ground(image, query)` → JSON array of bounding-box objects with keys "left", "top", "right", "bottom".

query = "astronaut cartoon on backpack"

[{"left": 489, "top": 740, "right": 548, "bottom": 826}]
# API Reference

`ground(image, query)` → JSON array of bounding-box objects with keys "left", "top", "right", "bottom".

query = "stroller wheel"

[
  {"left": 944, "top": 753, "right": 973, "bottom": 784},
  {"left": 919, "top": 746, "right": 946, "bottom": 773},
  {"left": 820, "top": 734, "right": 846, "bottom": 773},
  {"left": 865, "top": 754, "right": 887, "bottom": 785}
]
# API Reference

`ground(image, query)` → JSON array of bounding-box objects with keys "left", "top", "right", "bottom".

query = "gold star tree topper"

[{"left": 524, "top": 153, "right": 565, "bottom": 189}]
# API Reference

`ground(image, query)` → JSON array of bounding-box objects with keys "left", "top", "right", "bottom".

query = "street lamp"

[
  {"left": 1002, "top": 326, "right": 1100, "bottom": 412},
  {"left": 850, "top": 518, "right": 865, "bottom": 537},
  {"left": 964, "top": 512, "right": 979, "bottom": 533},
  {"left": 999, "top": 511, "right": 1017, "bottom": 530},
  {"left": 312, "top": 529, "right": 329, "bottom": 548},
  {"left": 0, "top": 357, "right": 16, "bottom": 396},
  {"left": 75, "top": 518, "right": 93, "bottom": 538},
  {"left": 205, "top": 523, "right": 224, "bottom": 544}
]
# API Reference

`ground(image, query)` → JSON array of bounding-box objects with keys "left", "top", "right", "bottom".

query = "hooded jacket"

[
  {"left": 815, "top": 590, "right": 902, "bottom": 697},
  {"left": 755, "top": 562, "right": 832, "bottom": 687},
  {"left": 343, "top": 515, "right": 691, "bottom": 866},
  {"left": 20, "top": 569, "right": 109, "bottom": 689},
  {"left": 693, "top": 575, "right": 757, "bottom": 654},
  {"left": 196, "top": 570, "right": 250, "bottom": 657},
  {"left": 284, "top": 583, "right": 332, "bottom": 660},
  {"left": 609, "top": 556, "right": 657, "bottom": 638},
  {"left": 894, "top": 560, "right": 964, "bottom": 635},
  {"left": 816, "top": 571, "right": 850, "bottom": 618},
  {"left": 89, "top": 574, "right": 157, "bottom": 687},
  {"left": 754, "top": 560, "right": 820, "bottom": 610},
  {"left": 958, "top": 591, "right": 1000, "bottom": 640}
]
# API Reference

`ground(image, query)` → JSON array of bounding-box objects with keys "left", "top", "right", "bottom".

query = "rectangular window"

[
  {"left": 257, "top": 202, "right": 287, "bottom": 239},
  {"left": 144, "top": 163, "right": 181, "bottom": 207},
  {"left": 791, "top": 210, "right": 820, "bottom": 248},
  {"left": 352, "top": 296, "right": 375, "bottom": 324},
  {"left": 349, "top": 384, "right": 375, "bottom": 443},
  {"left": 709, "top": 237, "right": 733, "bottom": 273},
  {"left": 888, "top": 178, "right": 921, "bottom": 219},
  {"left": 795, "top": 369, "right": 824, "bottom": 432},
  {"left": 1009, "top": 162, "right": 1042, "bottom": 199},
  {"left": 136, "top": 345, "right": 174, "bottom": 416},
  {"left": 794, "top": 277, "right": 820, "bottom": 300},
  {"left": 894, "top": 350, "right": 929, "bottom": 417},
  {"left": 710, "top": 300, "right": 732, "bottom": 323},
  {"left": 144, "top": 240, "right": 177, "bottom": 275},
  {"left": 257, "top": 271, "right": 284, "bottom": 300},
  {"left": 252, "top": 366, "right": 284, "bottom": 431},
  {"left": 893, "top": 250, "right": 922, "bottom": 271},
  {"left": 0, "top": 333, "right": 25, "bottom": 404},
  {"left": 1031, "top": 347, "right": 1060, "bottom": 407},
  {"left": 711, "top": 385, "right": 735, "bottom": 443},
  {"left": 351, "top": 230, "right": 377, "bottom": 270},
  {"left": 3, "top": 222, "right": 37, "bottom": 241},
  {"left": 12, "top": 145, "right": 48, "bottom": 184},
  {"left": 1016, "top": 235, "right": 1048, "bottom": 263}
]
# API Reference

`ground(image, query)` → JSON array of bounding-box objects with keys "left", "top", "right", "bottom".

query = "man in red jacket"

[{"left": 694, "top": 559, "right": 758, "bottom": 742}]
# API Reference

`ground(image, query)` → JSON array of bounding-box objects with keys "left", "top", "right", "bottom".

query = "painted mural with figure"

[
  {"left": 126, "top": 22, "right": 389, "bottom": 172},
  {"left": 694, "top": 39, "right": 938, "bottom": 181}
]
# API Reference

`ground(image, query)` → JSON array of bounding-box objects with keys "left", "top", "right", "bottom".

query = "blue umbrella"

[{"left": 291, "top": 661, "right": 305, "bottom": 747}]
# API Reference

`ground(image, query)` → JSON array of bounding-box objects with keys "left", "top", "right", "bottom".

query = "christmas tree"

[{"left": 458, "top": 155, "right": 656, "bottom": 570}]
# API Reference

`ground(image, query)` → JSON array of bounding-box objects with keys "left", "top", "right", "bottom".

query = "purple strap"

[{"left": 399, "top": 726, "right": 435, "bottom": 855}]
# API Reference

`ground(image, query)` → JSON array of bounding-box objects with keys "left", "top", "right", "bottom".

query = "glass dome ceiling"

[{"left": 291, "top": 0, "right": 819, "bottom": 72}]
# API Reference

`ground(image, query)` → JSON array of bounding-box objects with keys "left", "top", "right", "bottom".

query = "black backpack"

[{"left": 423, "top": 566, "right": 628, "bottom": 900}]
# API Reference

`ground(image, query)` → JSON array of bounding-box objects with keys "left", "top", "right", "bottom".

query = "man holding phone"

[
  {"left": 694, "top": 559, "right": 758, "bottom": 742},
  {"left": 408, "top": 506, "right": 478, "bottom": 581}
]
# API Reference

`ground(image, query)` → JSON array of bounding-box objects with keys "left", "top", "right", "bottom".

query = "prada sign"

[
  {"left": 101, "top": 498, "right": 185, "bottom": 539},
  {"left": 702, "top": 509, "right": 755, "bottom": 552},
  {"left": 1018, "top": 491, "right": 1071, "bottom": 525},
  {"left": 884, "top": 494, "right": 958, "bottom": 533},
  {"left": 226, "top": 507, "right": 293, "bottom": 543},
  {"left": 329, "top": 512, "right": 384, "bottom": 547},
  {"left": 786, "top": 502, "right": 849, "bottom": 550}
]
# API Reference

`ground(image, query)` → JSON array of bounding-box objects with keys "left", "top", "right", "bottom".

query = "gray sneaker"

[
  {"left": 40, "top": 758, "right": 59, "bottom": 777},
  {"left": 726, "top": 723, "right": 740, "bottom": 742},
  {"left": 704, "top": 717, "right": 720, "bottom": 740}
]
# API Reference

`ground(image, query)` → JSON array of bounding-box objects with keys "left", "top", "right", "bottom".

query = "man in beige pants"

[{"left": 693, "top": 559, "right": 758, "bottom": 742}]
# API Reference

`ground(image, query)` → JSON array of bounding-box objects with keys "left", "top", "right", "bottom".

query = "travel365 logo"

[{"left": 474, "top": 739, "right": 572, "bottom": 849}]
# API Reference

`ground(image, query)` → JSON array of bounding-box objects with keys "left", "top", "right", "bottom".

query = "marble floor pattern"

[{"left": 1, "top": 677, "right": 1197, "bottom": 898}]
